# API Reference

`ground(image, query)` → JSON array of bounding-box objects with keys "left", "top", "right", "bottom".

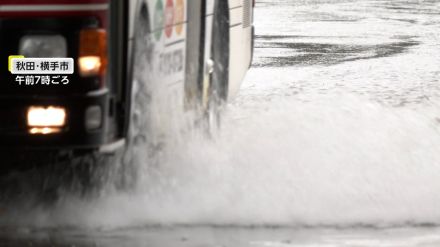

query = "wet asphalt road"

[
  {"left": 1, "top": 0, "right": 440, "bottom": 246},
  {"left": 246, "top": 0, "right": 440, "bottom": 108},
  {"left": 3, "top": 226, "right": 440, "bottom": 247}
]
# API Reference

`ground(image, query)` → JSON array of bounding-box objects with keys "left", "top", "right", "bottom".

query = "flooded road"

[
  {"left": 3, "top": 226, "right": 440, "bottom": 247},
  {"left": 2, "top": 0, "right": 440, "bottom": 246}
]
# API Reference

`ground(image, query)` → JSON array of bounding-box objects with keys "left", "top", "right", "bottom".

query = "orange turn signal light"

[{"left": 78, "top": 28, "right": 107, "bottom": 77}]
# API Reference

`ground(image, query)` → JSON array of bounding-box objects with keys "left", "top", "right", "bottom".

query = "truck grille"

[{"left": 0, "top": 106, "right": 26, "bottom": 133}]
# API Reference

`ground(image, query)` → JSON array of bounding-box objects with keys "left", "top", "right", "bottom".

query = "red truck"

[{"left": 0, "top": 0, "right": 254, "bottom": 169}]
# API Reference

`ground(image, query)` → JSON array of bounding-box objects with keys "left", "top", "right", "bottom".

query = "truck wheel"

[
  {"left": 207, "top": 0, "right": 230, "bottom": 133},
  {"left": 118, "top": 5, "right": 153, "bottom": 189}
]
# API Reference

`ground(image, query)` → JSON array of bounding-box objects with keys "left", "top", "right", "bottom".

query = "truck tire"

[
  {"left": 118, "top": 4, "right": 153, "bottom": 189},
  {"left": 207, "top": 0, "right": 230, "bottom": 132}
]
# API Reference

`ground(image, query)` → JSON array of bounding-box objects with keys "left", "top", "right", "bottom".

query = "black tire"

[
  {"left": 207, "top": 0, "right": 230, "bottom": 132},
  {"left": 127, "top": 4, "right": 151, "bottom": 146},
  {"left": 117, "top": 4, "right": 153, "bottom": 190}
]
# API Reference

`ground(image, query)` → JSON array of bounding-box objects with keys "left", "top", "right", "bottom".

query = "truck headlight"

[
  {"left": 85, "top": 105, "right": 102, "bottom": 130},
  {"left": 27, "top": 106, "right": 66, "bottom": 134},
  {"left": 19, "top": 35, "right": 67, "bottom": 58}
]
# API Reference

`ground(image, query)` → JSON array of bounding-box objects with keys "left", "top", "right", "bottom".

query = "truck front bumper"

[{"left": 0, "top": 89, "right": 108, "bottom": 150}]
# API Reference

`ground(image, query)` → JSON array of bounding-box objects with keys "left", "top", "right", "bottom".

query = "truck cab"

[{"left": 0, "top": 0, "right": 254, "bottom": 166}]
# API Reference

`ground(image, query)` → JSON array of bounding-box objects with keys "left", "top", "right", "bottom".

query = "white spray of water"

[{"left": 3, "top": 90, "right": 440, "bottom": 229}]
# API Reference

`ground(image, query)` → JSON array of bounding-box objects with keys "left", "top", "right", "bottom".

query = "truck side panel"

[{"left": 228, "top": 0, "right": 253, "bottom": 99}]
